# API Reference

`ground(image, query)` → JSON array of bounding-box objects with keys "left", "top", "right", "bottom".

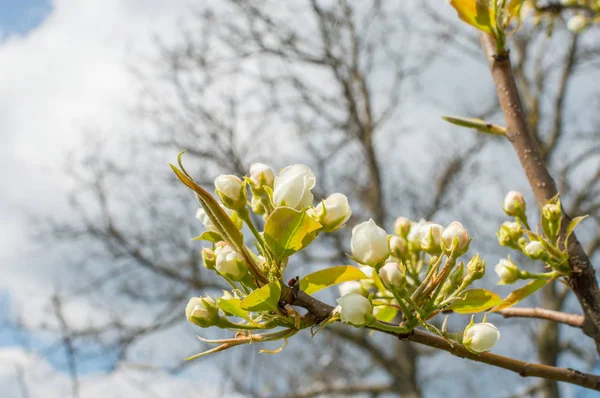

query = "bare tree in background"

[{"left": 12, "top": 1, "right": 600, "bottom": 397}]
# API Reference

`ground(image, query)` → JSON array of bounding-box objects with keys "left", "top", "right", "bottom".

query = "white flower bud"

[
  {"left": 463, "top": 322, "right": 500, "bottom": 353},
  {"left": 215, "top": 242, "right": 247, "bottom": 281},
  {"left": 442, "top": 221, "right": 469, "bottom": 253},
  {"left": 215, "top": 174, "right": 246, "bottom": 209},
  {"left": 351, "top": 219, "right": 390, "bottom": 266},
  {"left": 567, "top": 15, "right": 589, "bottom": 33},
  {"left": 338, "top": 281, "right": 363, "bottom": 297},
  {"left": 419, "top": 223, "right": 444, "bottom": 253},
  {"left": 394, "top": 217, "right": 412, "bottom": 237},
  {"left": 308, "top": 193, "right": 352, "bottom": 232},
  {"left": 494, "top": 258, "right": 520, "bottom": 284},
  {"left": 196, "top": 208, "right": 218, "bottom": 232},
  {"left": 524, "top": 240, "right": 544, "bottom": 259},
  {"left": 378, "top": 262, "right": 406, "bottom": 290},
  {"left": 336, "top": 293, "right": 373, "bottom": 326},
  {"left": 185, "top": 297, "right": 219, "bottom": 328},
  {"left": 390, "top": 235, "right": 407, "bottom": 257},
  {"left": 503, "top": 191, "right": 526, "bottom": 216},
  {"left": 273, "top": 164, "right": 316, "bottom": 209},
  {"left": 249, "top": 163, "right": 275, "bottom": 187}
]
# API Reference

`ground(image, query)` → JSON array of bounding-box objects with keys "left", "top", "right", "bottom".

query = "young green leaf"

[
  {"left": 263, "top": 207, "right": 322, "bottom": 261},
  {"left": 493, "top": 279, "right": 552, "bottom": 311},
  {"left": 566, "top": 215, "right": 588, "bottom": 247},
  {"left": 239, "top": 281, "right": 282, "bottom": 312},
  {"left": 217, "top": 297, "right": 255, "bottom": 323},
  {"left": 441, "top": 115, "right": 506, "bottom": 136},
  {"left": 447, "top": 289, "right": 503, "bottom": 314},
  {"left": 299, "top": 265, "right": 369, "bottom": 295}
]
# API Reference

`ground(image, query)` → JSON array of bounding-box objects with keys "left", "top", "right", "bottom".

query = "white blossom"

[
  {"left": 463, "top": 322, "right": 500, "bottom": 353},
  {"left": 336, "top": 293, "right": 373, "bottom": 326},
  {"left": 273, "top": 164, "right": 316, "bottom": 209},
  {"left": 351, "top": 219, "right": 390, "bottom": 266}
]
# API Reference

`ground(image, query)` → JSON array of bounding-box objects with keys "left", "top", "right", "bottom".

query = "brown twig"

[
  {"left": 479, "top": 33, "right": 600, "bottom": 353},
  {"left": 283, "top": 286, "right": 600, "bottom": 392},
  {"left": 496, "top": 307, "right": 584, "bottom": 328}
]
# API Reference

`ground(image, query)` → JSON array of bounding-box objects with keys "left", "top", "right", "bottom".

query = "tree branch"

[
  {"left": 496, "top": 307, "right": 584, "bottom": 328},
  {"left": 282, "top": 286, "right": 600, "bottom": 392},
  {"left": 479, "top": 33, "right": 600, "bottom": 353}
]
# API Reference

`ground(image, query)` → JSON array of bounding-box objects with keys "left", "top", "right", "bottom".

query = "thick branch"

[
  {"left": 479, "top": 33, "right": 600, "bottom": 353},
  {"left": 283, "top": 287, "right": 600, "bottom": 392},
  {"left": 496, "top": 307, "right": 584, "bottom": 328}
]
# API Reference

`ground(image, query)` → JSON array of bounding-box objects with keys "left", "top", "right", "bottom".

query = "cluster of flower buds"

[
  {"left": 336, "top": 214, "right": 498, "bottom": 352},
  {"left": 494, "top": 191, "right": 582, "bottom": 284},
  {"left": 184, "top": 162, "right": 359, "bottom": 338},
  {"left": 174, "top": 156, "right": 503, "bottom": 358}
]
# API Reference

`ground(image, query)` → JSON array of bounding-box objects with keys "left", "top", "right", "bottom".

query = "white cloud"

[
  {"left": 0, "top": 0, "right": 202, "bottom": 300},
  {"left": 0, "top": 0, "right": 232, "bottom": 394}
]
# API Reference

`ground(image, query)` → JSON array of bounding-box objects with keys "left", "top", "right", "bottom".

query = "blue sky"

[{"left": 0, "top": 0, "right": 52, "bottom": 38}]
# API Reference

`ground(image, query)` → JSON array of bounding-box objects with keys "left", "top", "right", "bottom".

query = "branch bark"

[
  {"left": 496, "top": 307, "right": 584, "bottom": 328},
  {"left": 479, "top": 33, "right": 600, "bottom": 353}
]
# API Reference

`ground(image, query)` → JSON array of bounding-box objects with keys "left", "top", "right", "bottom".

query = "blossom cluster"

[{"left": 173, "top": 160, "right": 505, "bottom": 357}]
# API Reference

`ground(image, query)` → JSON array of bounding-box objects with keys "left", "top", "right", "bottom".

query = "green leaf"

[
  {"left": 493, "top": 279, "right": 551, "bottom": 311},
  {"left": 217, "top": 297, "right": 253, "bottom": 322},
  {"left": 441, "top": 116, "right": 506, "bottom": 136},
  {"left": 239, "top": 281, "right": 281, "bottom": 312},
  {"left": 192, "top": 231, "right": 223, "bottom": 243},
  {"left": 448, "top": 289, "right": 503, "bottom": 314},
  {"left": 299, "top": 265, "right": 369, "bottom": 295},
  {"left": 374, "top": 306, "right": 399, "bottom": 323},
  {"left": 263, "top": 207, "right": 322, "bottom": 261},
  {"left": 566, "top": 216, "right": 588, "bottom": 246}
]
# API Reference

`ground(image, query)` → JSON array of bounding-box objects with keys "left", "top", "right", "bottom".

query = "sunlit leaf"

[
  {"left": 299, "top": 265, "right": 369, "bottom": 295},
  {"left": 448, "top": 289, "right": 503, "bottom": 313},
  {"left": 449, "top": 0, "right": 496, "bottom": 33},
  {"left": 493, "top": 279, "right": 551, "bottom": 311},
  {"left": 217, "top": 297, "right": 253, "bottom": 322},
  {"left": 264, "top": 207, "right": 322, "bottom": 261},
  {"left": 374, "top": 305, "right": 399, "bottom": 322},
  {"left": 240, "top": 281, "right": 281, "bottom": 312}
]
